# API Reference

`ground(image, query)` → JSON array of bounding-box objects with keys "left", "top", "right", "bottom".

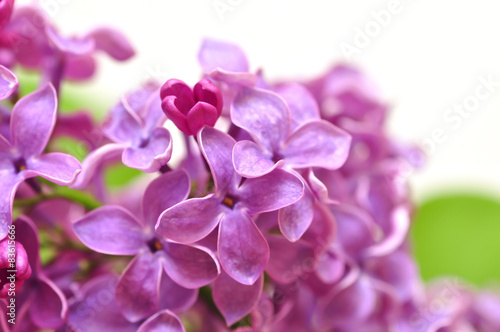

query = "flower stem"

[{"left": 14, "top": 187, "right": 102, "bottom": 211}]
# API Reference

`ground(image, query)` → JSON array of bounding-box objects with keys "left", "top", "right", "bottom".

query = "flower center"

[
  {"left": 222, "top": 194, "right": 238, "bottom": 209},
  {"left": 13, "top": 157, "right": 27, "bottom": 173},
  {"left": 271, "top": 152, "right": 284, "bottom": 164},
  {"left": 146, "top": 238, "right": 164, "bottom": 253}
]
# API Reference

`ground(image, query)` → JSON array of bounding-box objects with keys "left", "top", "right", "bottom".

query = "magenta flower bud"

[
  {"left": 160, "top": 78, "right": 223, "bottom": 136},
  {"left": 0, "top": 234, "right": 32, "bottom": 297}
]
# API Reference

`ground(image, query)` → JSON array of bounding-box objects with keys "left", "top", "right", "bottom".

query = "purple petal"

[
  {"left": 142, "top": 169, "right": 190, "bottom": 229},
  {"left": 70, "top": 143, "right": 126, "bottom": 189},
  {"left": 316, "top": 248, "right": 346, "bottom": 285},
  {"left": 87, "top": 27, "right": 135, "bottom": 61},
  {"left": 103, "top": 99, "right": 143, "bottom": 145},
  {"left": 162, "top": 242, "right": 219, "bottom": 289},
  {"left": 232, "top": 140, "right": 281, "bottom": 178},
  {"left": 365, "top": 250, "right": 418, "bottom": 302},
  {"left": 198, "top": 38, "right": 249, "bottom": 73},
  {"left": 208, "top": 68, "right": 258, "bottom": 86},
  {"left": 266, "top": 235, "right": 316, "bottom": 284},
  {"left": 213, "top": 271, "right": 263, "bottom": 326},
  {"left": 116, "top": 252, "right": 162, "bottom": 322},
  {"left": 157, "top": 270, "right": 198, "bottom": 312},
  {"left": 364, "top": 206, "right": 410, "bottom": 258},
  {"left": 30, "top": 275, "right": 68, "bottom": 329},
  {"left": 318, "top": 275, "right": 377, "bottom": 329},
  {"left": 138, "top": 310, "right": 185, "bottom": 332},
  {"left": 331, "top": 204, "right": 378, "bottom": 258},
  {"left": 278, "top": 182, "right": 314, "bottom": 242},
  {"left": 13, "top": 216, "right": 40, "bottom": 272},
  {"left": 45, "top": 26, "right": 95, "bottom": 55},
  {"left": 122, "top": 127, "right": 172, "bottom": 172},
  {"left": 0, "top": 172, "right": 22, "bottom": 240},
  {"left": 64, "top": 54, "right": 97, "bottom": 80},
  {"left": 66, "top": 274, "right": 137, "bottom": 332},
  {"left": 275, "top": 83, "right": 320, "bottom": 130},
  {"left": 10, "top": 84, "right": 57, "bottom": 158},
  {"left": 232, "top": 87, "right": 290, "bottom": 152},
  {"left": 199, "top": 127, "right": 240, "bottom": 193},
  {"left": 0, "top": 65, "right": 18, "bottom": 100},
  {"left": 237, "top": 169, "right": 304, "bottom": 214},
  {"left": 218, "top": 210, "right": 269, "bottom": 285},
  {"left": 74, "top": 206, "right": 145, "bottom": 255},
  {"left": 156, "top": 194, "right": 223, "bottom": 243},
  {"left": 25, "top": 152, "right": 81, "bottom": 185},
  {"left": 282, "top": 120, "right": 351, "bottom": 170},
  {"left": 142, "top": 89, "right": 165, "bottom": 134}
]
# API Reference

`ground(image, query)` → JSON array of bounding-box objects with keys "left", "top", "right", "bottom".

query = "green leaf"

[{"left": 412, "top": 192, "right": 500, "bottom": 286}]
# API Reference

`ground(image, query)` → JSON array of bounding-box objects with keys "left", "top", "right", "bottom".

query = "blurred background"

[{"left": 19, "top": 0, "right": 500, "bottom": 286}]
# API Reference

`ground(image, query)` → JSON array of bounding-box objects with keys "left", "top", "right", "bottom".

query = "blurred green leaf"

[{"left": 412, "top": 192, "right": 500, "bottom": 286}]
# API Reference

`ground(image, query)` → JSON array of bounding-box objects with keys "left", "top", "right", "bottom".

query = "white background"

[{"left": 20, "top": 0, "right": 500, "bottom": 202}]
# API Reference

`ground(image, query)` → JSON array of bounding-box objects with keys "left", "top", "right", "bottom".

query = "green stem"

[{"left": 14, "top": 187, "right": 102, "bottom": 211}]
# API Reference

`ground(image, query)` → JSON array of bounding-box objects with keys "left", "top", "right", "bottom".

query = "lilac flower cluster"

[{"left": 0, "top": 3, "right": 499, "bottom": 332}]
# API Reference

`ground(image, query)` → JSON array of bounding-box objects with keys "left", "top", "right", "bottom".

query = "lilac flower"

[
  {"left": 65, "top": 274, "right": 186, "bottom": 332},
  {"left": 72, "top": 83, "right": 171, "bottom": 189},
  {"left": 0, "top": 84, "right": 81, "bottom": 239},
  {"left": 74, "top": 170, "right": 220, "bottom": 322},
  {"left": 232, "top": 86, "right": 351, "bottom": 178},
  {"left": 160, "top": 78, "right": 223, "bottom": 136},
  {"left": 0, "top": 6, "right": 134, "bottom": 90},
  {"left": 0, "top": 216, "right": 68, "bottom": 330},
  {"left": 157, "top": 127, "right": 304, "bottom": 285},
  {"left": 304, "top": 64, "right": 387, "bottom": 128}
]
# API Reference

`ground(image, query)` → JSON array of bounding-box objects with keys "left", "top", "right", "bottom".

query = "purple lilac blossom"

[
  {"left": 0, "top": 3, "right": 497, "bottom": 330},
  {"left": 0, "top": 83, "right": 81, "bottom": 239},
  {"left": 74, "top": 170, "right": 219, "bottom": 322},
  {"left": 157, "top": 126, "right": 304, "bottom": 285}
]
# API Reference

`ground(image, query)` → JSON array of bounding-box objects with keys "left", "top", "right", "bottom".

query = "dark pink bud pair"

[{"left": 160, "top": 78, "right": 223, "bottom": 136}]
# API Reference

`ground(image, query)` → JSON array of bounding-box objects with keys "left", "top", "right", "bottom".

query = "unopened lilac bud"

[
  {"left": 0, "top": 235, "right": 32, "bottom": 297},
  {"left": 160, "top": 78, "right": 223, "bottom": 135}
]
